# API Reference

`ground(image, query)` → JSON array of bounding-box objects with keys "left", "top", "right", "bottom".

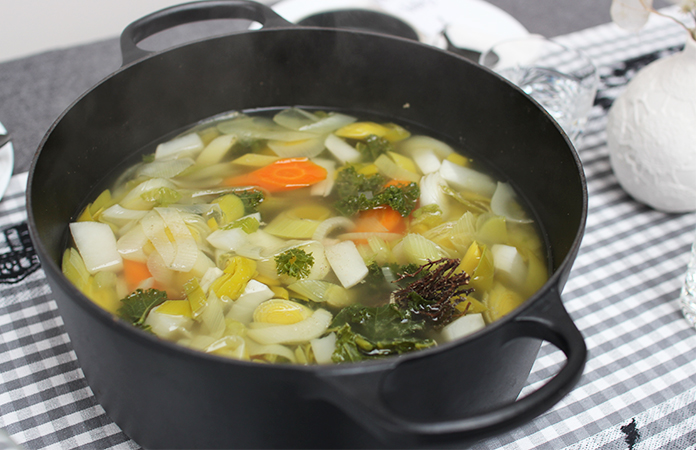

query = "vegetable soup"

[{"left": 62, "top": 107, "right": 548, "bottom": 364}]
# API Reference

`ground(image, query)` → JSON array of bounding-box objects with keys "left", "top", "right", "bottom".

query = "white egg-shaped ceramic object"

[{"left": 606, "top": 35, "right": 696, "bottom": 212}]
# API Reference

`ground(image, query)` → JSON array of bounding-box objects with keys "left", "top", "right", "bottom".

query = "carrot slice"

[
  {"left": 354, "top": 206, "right": 407, "bottom": 235},
  {"left": 224, "top": 158, "right": 327, "bottom": 192},
  {"left": 123, "top": 259, "right": 153, "bottom": 292},
  {"left": 383, "top": 179, "right": 413, "bottom": 189}
]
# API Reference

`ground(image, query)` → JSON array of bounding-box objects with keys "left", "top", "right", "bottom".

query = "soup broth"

[{"left": 62, "top": 107, "right": 548, "bottom": 364}]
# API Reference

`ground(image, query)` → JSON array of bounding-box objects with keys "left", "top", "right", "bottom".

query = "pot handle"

[
  {"left": 316, "top": 291, "right": 587, "bottom": 444},
  {"left": 120, "top": 0, "right": 294, "bottom": 66}
]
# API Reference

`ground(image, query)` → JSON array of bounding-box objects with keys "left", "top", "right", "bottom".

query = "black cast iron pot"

[{"left": 27, "top": 1, "right": 588, "bottom": 448}]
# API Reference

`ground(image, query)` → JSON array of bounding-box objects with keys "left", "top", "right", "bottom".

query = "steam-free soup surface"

[{"left": 62, "top": 108, "right": 548, "bottom": 364}]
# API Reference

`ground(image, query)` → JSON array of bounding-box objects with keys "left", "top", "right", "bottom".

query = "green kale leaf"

[
  {"left": 235, "top": 189, "right": 265, "bottom": 214},
  {"left": 333, "top": 167, "right": 419, "bottom": 217},
  {"left": 118, "top": 288, "right": 168, "bottom": 330},
  {"left": 331, "top": 322, "right": 435, "bottom": 363},
  {"left": 372, "top": 183, "right": 420, "bottom": 217},
  {"left": 356, "top": 134, "right": 394, "bottom": 162}
]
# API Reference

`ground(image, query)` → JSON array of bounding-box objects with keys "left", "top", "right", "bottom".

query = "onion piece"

[
  {"left": 155, "top": 133, "right": 204, "bottom": 160},
  {"left": 397, "top": 135, "right": 455, "bottom": 159},
  {"left": 206, "top": 227, "right": 249, "bottom": 252},
  {"left": 227, "top": 280, "right": 276, "bottom": 324},
  {"left": 232, "top": 153, "right": 279, "bottom": 167},
  {"left": 196, "top": 134, "right": 237, "bottom": 166},
  {"left": 120, "top": 178, "right": 178, "bottom": 210},
  {"left": 198, "top": 291, "right": 227, "bottom": 339},
  {"left": 312, "top": 216, "right": 355, "bottom": 242},
  {"left": 310, "top": 158, "right": 337, "bottom": 197},
  {"left": 439, "top": 159, "right": 497, "bottom": 198},
  {"left": 147, "top": 251, "right": 176, "bottom": 286},
  {"left": 246, "top": 309, "right": 332, "bottom": 345},
  {"left": 70, "top": 222, "right": 123, "bottom": 274},
  {"left": 441, "top": 313, "right": 485, "bottom": 342},
  {"left": 324, "top": 133, "right": 362, "bottom": 163},
  {"left": 145, "top": 307, "right": 194, "bottom": 341},
  {"left": 392, "top": 233, "right": 450, "bottom": 265},
  {"left": 116, "top": 224, "right": 149, "bottom": 263},
  {"left": 374, "top": 154, "right": 421, "bottom": 183},
  {"left": 101, "top": 204, "right": 148, "bottom": 227},
  {"left": 311, "top": 332, "right": 337, "bottom": 364},
  {"left": 300, "top": 113, "right": 357, "bottom": 134},
  {"left": 287, "top": 280, "right": 352, "bottom": 307},
  {"left": 490, "top": 182, "right": 533, "bottom": 224},
  {"left": 245, "top": 339, "right": 296, "bottom": 363},
  {"left": 155, "top": 207, "right": 199, "bottom": 272},
  {"left": 272, "top": 107, "right": 320, "bottom": 130},
  {"left": 419, "top": 172, "right": 449, "bottom": 216},
  {"left": 267, "top": 136, "right": 326, "bottom": 158},
  {"left": 200, "top": 267, "right": 224, "bottom": 294},
  {"left": 218, "top": 115, "right": 318, "bottom": 141},
  {"left": 325, "top": 241, "right": 369, "bottom": 288},
  {"left": 410, "top": 147, "right": 442, "bottom": 174},
  {"left": 137, "top": 157, "right": 195, "bottom": 179},
  {"left": 491, "top": 244, "right": 528, "bottom": 287},
  {"left": 206, "top": 335, "right": 247, "bottom": 360}
]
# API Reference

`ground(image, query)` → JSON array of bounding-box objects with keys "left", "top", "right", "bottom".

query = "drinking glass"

[{"left": 479, "top": 35, "right": 599, "bottom": 142}]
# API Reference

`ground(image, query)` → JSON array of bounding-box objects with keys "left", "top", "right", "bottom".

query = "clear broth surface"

[{"left": 62, "top": 107, "right": 549, "bottom": 364}]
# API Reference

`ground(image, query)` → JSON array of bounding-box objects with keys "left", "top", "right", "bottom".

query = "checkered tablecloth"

[{"left": 2, "top": 10, "right": 696, "bottom": 450}]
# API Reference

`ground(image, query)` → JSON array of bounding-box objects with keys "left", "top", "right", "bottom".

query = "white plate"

[
  {"left": 0, "top": 121, "right": 14, "bottom": 202},
  {"left": 270, "top": 0, "right": 528, "bottom": 52}
]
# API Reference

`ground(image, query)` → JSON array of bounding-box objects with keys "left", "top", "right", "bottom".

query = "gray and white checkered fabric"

[{"left": 2, "top": 10, "right": 696, "bottom": 449}]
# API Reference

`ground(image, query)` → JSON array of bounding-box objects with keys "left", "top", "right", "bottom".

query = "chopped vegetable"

[
  {"left": 267, "top": 136, "right": 326, "bottom": 158},
  {"left": 235, "top": 189, "right": 265, "bottom": 214},
  {"left": 353, "top": 207, "right": 406, "bottom": 235},
  {"left": 333, "top": 167, "right": 419, "bottom": 217},
  {"left": 275, "top": 248, "right": 315, "bottom": 280},
  {"left": 69, "top": 221, "right": 123, "bottom": 274},
  {"left": 324, "top": 133, "right": 362, "bottom": 163},
  {"left": 196, "top": 134, "right": 237, "bottom": 166},
  {"left": 335, "top": 122, "right": 391, "bottom": 140},
  {"left": 210, "top": 256, "right": 257, "bottom": 300},
  {"left": 439, "top": 159, "right": 497, "bottom": 198},
  {"left": 123, "top": 259, "right": 154, "bottom": 292},
  {"left": 329, "top": 303, "right": 435, "bottom": 363},
  {"left": 247, "top": 309, "right": 333, "bottom": 345},
  {"left": 356, "top": 135, "right": 394, "bottom": 162},
  {"left": 490, "top": 182, "right": 533, "bottom": 224},
  {"left": 155, "top": 133, "right": 204, "bottom": 160},
  {"left": 491, "top": 244, "right": 528, "bottom": 287},
  {"left": 253, "top": 299, "right": 313, "bottom": 325},
  {"left": 311, "top": 332, "right": 337, "bottom": 364},
  {"left": 212, "top": 194, "right": 245, "bottom": 224},
  {"left": 374, "top": 154, "right": 421, "bottom": 183},
  {"left": 224, "top": 158, "right": 327, "bottom": 192},
  {"left": 227, "top": 279, "right": 275, "bottom": 324},
  {"left": 325, "top": 240, "right": 369, "bottom": 288},
  {"left": 137, "top": 158, "right": 195, "bottom": 179},
  {"left": 287, "top": 279, "right": 352, "bottom": 307},
  {"left": 441, "top": 313, "right": 485, "bottom": 341},
  {"left": 118, "top": 288, "right": 169, "bottom": 330}
]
